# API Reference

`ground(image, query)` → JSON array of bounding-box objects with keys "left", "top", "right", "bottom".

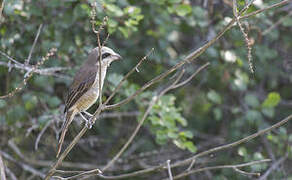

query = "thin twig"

[
  {"left": 258, "top": 155, "right": 288, "bottom": 180},
  {"left": 0, "top": 154, "right": 6, "bottom": 180},
  {"left": 240, "top": 0, "right": 290, "bottom": 19},
  {"left": 35, "top": 118, "right": 54, "bottom": 150},
  {"left": 5, "top": 167, "right": 17, "bottom": 180},
  {"left": 0, "top": 61, "right": 69, "bottom": 76},
  {"left": 103, "top": 48, "right": 154, "bottom": 107},
  {"left": 25, "top": 24, "right": 43, "bottom": 65},
  {"left": 263, "top": 11, "right": 292, "bottom": 35},
  {"left": 166, "top": 160, "right": 173, "bottom": 180},
  {"left": 233, "top": 167, "right": 260, "bottom": 177},
  {"left": 0, "top": 50, "right": 22, "bottom": 65},
  {"left": 168, "top": 159, "right": 270, "bottom": 180}
]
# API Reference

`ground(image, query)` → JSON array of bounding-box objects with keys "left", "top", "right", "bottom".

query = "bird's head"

[{"left": 87, "top": 46, "right": 121, "bottom": 67}]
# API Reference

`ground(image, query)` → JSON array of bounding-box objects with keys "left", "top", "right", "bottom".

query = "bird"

[{"left": 57, "top": 46, "right": 121, "bottom": 157}]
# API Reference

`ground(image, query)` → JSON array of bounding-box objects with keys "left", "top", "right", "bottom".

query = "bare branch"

[
  {"left": 25, "top": 24, "right": 43, "bottom": 65},
  {"left": 258, "top": 155, "right": 288, "bottom": 180},
  {"left": 233, "top": 167, "right": 260, "bottom": 177},
  {"left": 166, "top": 160, "right": 173, "bottom": 180},
  {"left": 5, "top": 167, "right": 17, "bottom": 180},
  {"left": 35, "top": 119, "right": 54, "bottom": 150},
  {"left": 0, "top": 154, "right": 6, "bottom": 180},
  {"left": 169, "top": 159, "right": 270, "bottom": 180},
  {"left": 263, "top": 11, "right": 292, "bottom": 35},
  {"left": 0, "top": 50, "right": 22, "bottom": 65},
  {"left": 0, "top": 61, "right": 69, "bottom": 77},
  {"left": 240, "top": 0, "right": 290, "bottom": 20}
]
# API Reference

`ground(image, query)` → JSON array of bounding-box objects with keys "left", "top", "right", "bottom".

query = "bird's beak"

[{"left": 113, "top": 53, "right": 122, "bottom": 60}]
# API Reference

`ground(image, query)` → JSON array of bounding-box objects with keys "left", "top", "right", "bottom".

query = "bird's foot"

[
  {"left": 85, "top": 118, "right": 94, "bottom": 129},
  {"left": 83, "top": 111, "right": 93, "bottom": 117},
  {"left": 79, "top": 112, "right": 94, "bottom": 129}
]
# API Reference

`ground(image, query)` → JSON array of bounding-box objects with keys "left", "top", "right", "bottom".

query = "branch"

[
  {"left": 25, "top": 24, "right": 43, "bottom": 65},
  {"left": 166, "top": 160, "right": 173, "bottom": 180},
  {"left": 0, "top": 61, "right": 69, "bottom": 77},
  {"left": 0, "top": 154, "right": 6, "bottom": 180},
  {"left": 258, "top": 154, "right": 288, "bottom": 180},
  {"left": 168, "top": 159, "right": 271, "bottom": 180},
  {"left": 262, "top": 11, "right": 292, "bottom": 35},
  {"left": 240, "top": 0, "right": 290, "bottom": 20}
]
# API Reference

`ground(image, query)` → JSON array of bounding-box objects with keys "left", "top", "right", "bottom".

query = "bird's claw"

[{"left": 85, "top": 119, "right": 94, "bottom": 129}]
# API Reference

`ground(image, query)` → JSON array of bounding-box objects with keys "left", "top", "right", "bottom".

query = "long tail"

[{"left": 56, "top": 110, "right": 76, "bottom": 158}]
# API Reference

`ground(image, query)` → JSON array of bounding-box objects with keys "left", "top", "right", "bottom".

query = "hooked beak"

[{"left": 113, "top": 53, "right": 122, "bottom": 60}]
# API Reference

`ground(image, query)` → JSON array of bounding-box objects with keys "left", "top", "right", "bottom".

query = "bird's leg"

[
  {"left": 80, "top": 112, "right": 94, "bottom": 129},
  {"left": 79, "top": 112, "right": 89, "bottom": 124},
  {"left": 83, "top": 111, "right": 93, "bottom": 117}
]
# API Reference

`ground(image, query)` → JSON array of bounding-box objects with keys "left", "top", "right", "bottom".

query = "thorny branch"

[
  {"left": 40, "top": 0, "right": 291, "bottom": 179},
  {"left": 233, "top": 0, "right": 254, "bottom": 73}
]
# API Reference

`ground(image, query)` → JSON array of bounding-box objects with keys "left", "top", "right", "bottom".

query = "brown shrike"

[{"left": 57, "top": 46, "right": 121, "bottom": 157}]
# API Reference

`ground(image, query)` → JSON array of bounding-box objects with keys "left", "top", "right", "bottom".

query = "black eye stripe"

[{"left": 102, "top": 53, "right": 111, "bottom": 59}]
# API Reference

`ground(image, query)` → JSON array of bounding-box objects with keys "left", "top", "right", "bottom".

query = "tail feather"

[{"left": 57, "top": 110, "right": 76, "bottom": 158}]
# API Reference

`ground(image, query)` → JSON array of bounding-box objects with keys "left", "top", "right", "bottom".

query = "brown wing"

[{"left": 64, "top": 66, "right": 97, "bottom": 113}]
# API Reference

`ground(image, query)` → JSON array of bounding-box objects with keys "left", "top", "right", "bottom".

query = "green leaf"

[
  {"left": 179, "top": 131, "right": 193, "bottom": 138},
  {"left": 175, "top": 4, "right": 192, "bottom": 16},
  {"left": 167, "top": 131, "right": 179, "bottom": 139},
  {"left": 246, "top": 110, "right": 262, "bottom": 122},
  {"left": 207, "top": 90, "right": 222, "bottom": 104},
  {"left": 262, "top": 92, "right": 281, "bottom": 108},
  {"left": 238, "top": 147, "right": 247, "bottom": 157},
  {"left": 106, "top": 4, "right": 123, "bottom": 17},
  {"left": 47, "top": 96, "right": 61, "bottom": 108},
  {"left": 173, "top": 139, "right": 185, "bottom": 149},
  {"left": 261, "top": 108, "right": 275, "bottom": 118},
  {"left": 282, "top": 17, "right": 292, "bottom": 27},
  {"left": 0, "top": 100, "right": 7, "bottom": 108},
  {"left": 168, "top": 0, "right": 182, "bottom": 3},
  {"left": 184, "top": 141, "right": 197, "bottom": 153},
  {"left": 244, "top": 94, "right": 260, "bottom": 108},
  {"left": 213, "top": 107, "right": 222, "bottom": 121}
]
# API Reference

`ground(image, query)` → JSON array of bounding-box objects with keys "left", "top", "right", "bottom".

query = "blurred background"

[{"left": 0, "top": 0, "right": 291, "bottom": 179}]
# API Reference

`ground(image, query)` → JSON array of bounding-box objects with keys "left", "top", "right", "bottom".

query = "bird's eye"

[{"left": 102, "top": 53, "right": 111, "bottom": 59}]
